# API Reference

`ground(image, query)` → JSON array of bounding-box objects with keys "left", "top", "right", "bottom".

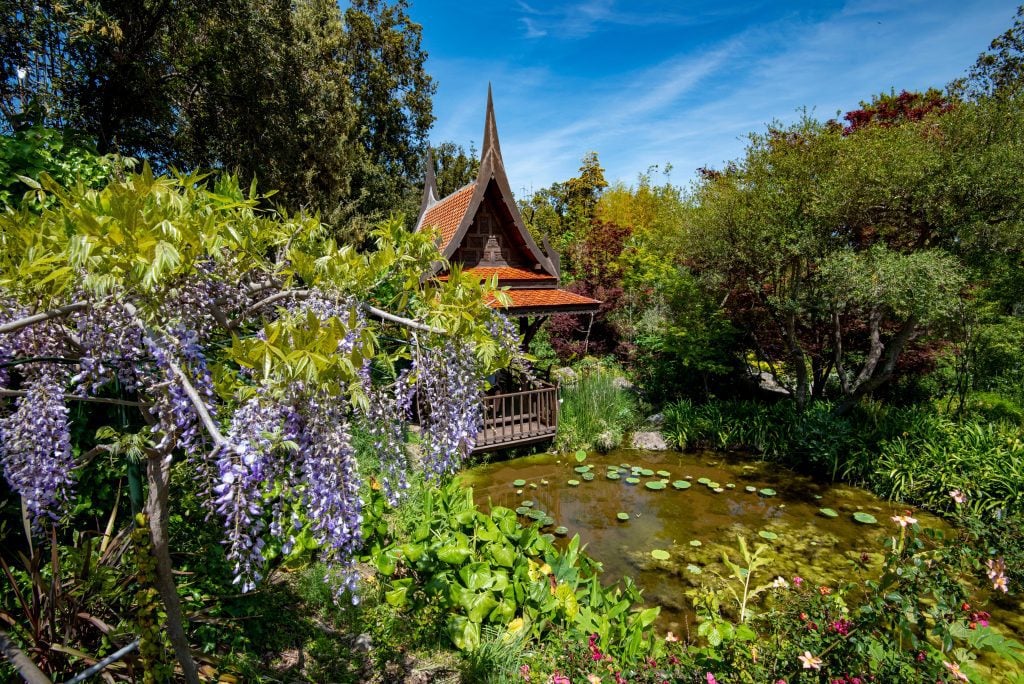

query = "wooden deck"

[{"left": 473, "top": 383, "right": 558, "bottom": 453}]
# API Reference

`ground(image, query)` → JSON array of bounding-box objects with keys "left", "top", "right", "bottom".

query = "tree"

[
  {"left": 0, "top": 168, "right": 518, "bottom": 681},
  {"left": 431, "top": 140, "right": 479, "bottom": 197},
  {"left": 957, "top": 4, "right": 1024, "bottom": 98}
]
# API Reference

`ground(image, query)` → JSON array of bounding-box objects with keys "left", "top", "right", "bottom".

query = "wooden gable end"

[{"left": 451, "top": 180, "right": 535, "bottom": 271}]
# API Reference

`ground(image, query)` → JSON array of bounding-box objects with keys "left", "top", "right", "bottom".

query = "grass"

[{"left": 555, "top": 364, "right": 638, "bottom": 453}]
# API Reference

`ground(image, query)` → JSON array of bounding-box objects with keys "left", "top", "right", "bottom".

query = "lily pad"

[
  {"left": 540, "top": 516, "right": 555, "bottom": 526},
  {"left": 527, "top": 510, "right": 544, "bottom": 521},
  {"left": 640, "top": 468, "right": 655, "bottom": 477},
  {"left": 853, "top": 512, "right": 878, "bottom": 524},
  {"left": 574, "top": 465, "right": 591, "bottom": 473},
  {"left": 651, "top": 549, "right": 671, "bottom": 561},
  {"left": 567, "top": 479, "right": 580, "bottom": 486},
  {"left": 758, "top": 488, "right": 777, "bottom": 497},
  {"left": 726, "top": 483, "right": 736, "bottom": 489},
  {"left": 706, "top": 481, "right": 720, "bottom": 488},
  {"left": 713, "top": 487, "right": 725, "bottom": 493},
  {"left": 672, "top": 480, "right": 691, "bottom": 490},
  {"left": 744, "top": 486, "right": 757, "bottom": 493},
  {"left": 645, "top": 481, "right": 667, "bottom": 490},
  {"left": 521, "top": 500, "right": 534, "bottom": 507},
  {"left": 512, "top": 479, "right": 527, "bottom": 487},
  {"left": 686, "top": 564, "right": 703, "bottom": 575},
  {"left": 541, "top": 480, "right": 549, "bottom": 486},
  {"left": 656, "top": 470, "right": 671, "bottom": 478},
  {"left": 606, "top": 472, "right": 621, "bottom": 480},
  {"left": 697, "top": 477, "right": 711, "bottom": 485},
  {"left": 553, "top": 526, "right": 569, "bottom": 536},
  {"left": 625, "top": 477, "right": 640, "bottom": 485},
  {"left": 616, "top": 512, "right": 630, "bottom": 521},
  {"left": 515, "top": 507, "right": 531, "bottom": 515},
  {"left": 689, "top": 540, "right": 702, "bottom": 547},
  {"left": 819, "top": 508, "right": 839, "bottom": 518},
  {"left": 575, "top": 449, "right": 588, "bottom": 463},
  {"left": 758, "top": 530, "right": 779, "bottom": 540},
  {"left": 581, "top": 472, "right": 595, "bottom": 481},
  {"left": 620, "top": 463, "right": 630, "bottom": 469}
]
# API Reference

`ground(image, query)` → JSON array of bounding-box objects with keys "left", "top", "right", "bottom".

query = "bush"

[{"left": 555, "top": 362, "right": 638, "bottom": 452}]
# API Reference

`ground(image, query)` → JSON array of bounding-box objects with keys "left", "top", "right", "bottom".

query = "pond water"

[{"left": 460, "top": 448, "right": 1024, "bottom": 674}]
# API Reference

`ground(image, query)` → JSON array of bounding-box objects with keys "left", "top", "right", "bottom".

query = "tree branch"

[
  {"left": 238, "top": 288, "right": 445, "bottom": 334},
  {"left": 0, "top": 303, "right": 88, "bottom": 335},
  {"left": 0, "top": 388, "right": 144, "bottom": 407}
]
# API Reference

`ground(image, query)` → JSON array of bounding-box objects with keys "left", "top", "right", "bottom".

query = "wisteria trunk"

[{"left": 145, "top": 451, "right": 200, "bottom": 684}]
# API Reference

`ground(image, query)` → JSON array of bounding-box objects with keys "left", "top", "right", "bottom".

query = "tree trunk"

[{"left": 144, "top": 452, "right": 200, "bottom": 684}]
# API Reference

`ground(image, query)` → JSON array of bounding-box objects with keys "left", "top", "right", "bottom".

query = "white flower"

[
  {"left": 891, "top": 514, "right": 917, "bottom": 527},
  {"left": 771, "top": 576, "right": 789, "bottom": 589},
  {"left": 950, "top": 489, "right": 967, "bottom": 504},
  {"left": 17, "top": 67, "right": 27, "bottom": 81},
  {"left": 798, "top": 651, "right": 822, "bottom": 670}
]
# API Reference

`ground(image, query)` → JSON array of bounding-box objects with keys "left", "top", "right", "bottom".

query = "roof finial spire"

[
  {"left": 481, "top": 83, "right": 502, "bottom": 164},
  {"left": 418, "top": 147, "right": 438, "bottom": 216}
]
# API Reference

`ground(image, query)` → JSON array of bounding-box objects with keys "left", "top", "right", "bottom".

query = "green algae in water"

[
  {"left": 657, "top": 470, "right": 671, "bottom": 477},
  {"left": 625, "top": 477, "right": 640, "bottom": 484},
  {"left": 554, "top": 526, "right": 569, "bottom": 536},
  {"left": 758, "top": 530, "right": 779, "bottom": 540},
  {"left": 819, "top": 508, "right": 839, "bottom": 518},
  {"left": 672, "top": 480, "right": 691, "bottom": 490},
  {"left": 853, "top": 512, "right": 878, "bottom": 524},
  {"left": 513, "top": 479, "right": 526, "bottom": 487},
  {"left": 582, "top": 472, "right": 595, "bottom": 481},
  {"left": 616, "top": 512, "right": 630, "bottom": 521},
  {"left": 607, "top": 472, "right": 621, "bottom": 480},
  {"left": 567, "top": 479, "right": 580, "bottom": 486},
  {"left": 651, "top": 549, "right": 671, "bottom": 561},
  {"left": 759, "top": 488, "right": 777, "bottom": 497},
  {"left": 645, "top": 481, "right": 667, "bottom": 490}
]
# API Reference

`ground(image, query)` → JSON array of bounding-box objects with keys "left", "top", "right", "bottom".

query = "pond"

[{"left": 460, "top": 448, "right": 1024, "bottom": 668}]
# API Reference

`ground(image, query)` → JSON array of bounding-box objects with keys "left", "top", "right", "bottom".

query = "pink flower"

[
  {"left": 792, "top": 576, "right": 804, "bottom": 587},
  {"left": 706, "top": 674, "right": 718, "bottom": 684},
  {"left": 547, "top": 674, "right": 570, "bottom": 684},
  {"left": 891, "top": 513, "right": 917, "bottom": 527},
  {"left": 799, "top": 651, "right": 823, "bottom": 670},
  {"left": 665, "top": 631, "right": 680, "bottom": 642},
  {"left": 943, "top": 660, "right": 969, "bottom": 682},
  {"left": 519, "top": 664, "right": 531, "bottom": 681},
  {"left": 950, "top": 489, "right": 967, "bottom": 504}
]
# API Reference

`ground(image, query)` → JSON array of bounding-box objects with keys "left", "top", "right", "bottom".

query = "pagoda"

[
  {"left": 415, "top": 87, "right": 600, "bottom": 347},
  {"left": 415, "top": 88, "right": 600, "bottom": 451}
]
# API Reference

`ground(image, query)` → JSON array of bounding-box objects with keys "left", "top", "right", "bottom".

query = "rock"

[
  {"left": 612, "top": 375, "right": 634, "bottom": 390},
  {"left": 354, "top": 633, "right": 373, "bottom": 652},
  {"left": 646, "top": 413, "right": 665, "bottom": 426},
  {"left": 632, "top": 431, "right": 669, "bottom": 451}
]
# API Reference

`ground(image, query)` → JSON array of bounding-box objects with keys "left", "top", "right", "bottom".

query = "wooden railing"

[{"left": 474, "top": 383, "right": 558, "bottom": 452}]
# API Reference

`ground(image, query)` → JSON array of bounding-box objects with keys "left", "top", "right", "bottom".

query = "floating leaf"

[
  {"left": 516, "top": 489, "right": 523, "bottom": 495},
  {"left": 620, "top": 463, "right": 630, "bottom": 469},
  {"left": 606, "top": 472, "right": 621, "bottom": 480},
  {"left": 689, "top": 540, "right": 702, "bottom": 547},
  {"left": 574, "top": 465, "right": 591, "bottom": 473},
  {"left": 758, "top": 488, "right": 777, "bottom": 497},
  {"left": 567, "top": 479, "right": 580, "bottom": 486},
  {"left": 575, "top": 449, "right": 588, "bottom": 463},
  {"left": 697, "top": 477, "right": 711, "bottom": 485},
  {"left": 813, "top": 494, "right": 823, "bottom": 500},
  {"left": 645, "top": 481, "right": 667, "bottom": 490},
  {"left": 529, "top": 483, "right": 538, "bottom": 489},
  {"left": 725, "top": 483, "right": 736, "bottom": 489},
  {"left": 744, "top": 486, "right": 757, "bottom": 493},
  {"left": 521, "top": 500, "right": 534, "bottom": 507},
  {"left": 853, "top": 512, "right": 878, "bottom": 524},
  {"left": 625, "top": 477, "right": 640, "bottom": 485},
  {"left": 554, "top": 526, "right": 568, "bottom": 536},
  {"left": 640, "top": 468, "right": 655, "bottom": 477},
  {"left": 686, "top": 564, "right": 703, "bottom": 575},
  {"left": 527, "top": 510, "right": 545, "bottom": 521},
  {"left": 515, "top": 507, "right": 531, "bottom": 515},
  {"left": 656, "top": 470, "right": 671, "bottom": 478},
  {"left": 541, "top": 516, "right": 555, "bottom": 526},
  {"left": 672, "top": 480, "right": 691, "bottom": 490},
  {"left": 713, "top": 487, "right": 724, "bottom": 493},
  {"left": 819, "top": 508, "right": 839, "bottom": 518},
  {"left": 651, "top": 549, "right": 671, "bottom": 561},
  {"left": 582, "top": 472, "right": 595, "bottom": 481},
  {"left": 758, "top": 530, "right": 778, "bottom": 540},
  {"left": 512, "top": 479, "right": 526, "bottom": 487},
  {"left": 541, "top": 480, "right": 549, "bottom": 486},
  {"left": 616, "top": 512, "right": 630, "bottom": 521},
  {"left": 707, "top": 481, "right": 720, "bottom": 488}
]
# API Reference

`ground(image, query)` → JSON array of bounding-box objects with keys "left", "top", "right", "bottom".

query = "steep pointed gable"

[{"left": 415, "top": 87, "right": 600, "bottom": 316}]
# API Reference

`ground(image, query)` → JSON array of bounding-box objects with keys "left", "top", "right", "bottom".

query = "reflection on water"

[{"left": 460, "top": 448, "right": 1024, "bottom": 661}]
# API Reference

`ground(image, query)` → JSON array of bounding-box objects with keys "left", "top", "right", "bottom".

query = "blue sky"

[{"left": 406, "top": 0, "right": 1020, "bottom": 194}]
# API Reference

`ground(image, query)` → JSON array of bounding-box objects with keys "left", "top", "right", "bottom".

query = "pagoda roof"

[{"left": 415, "top": 87, "right": 600, "bottom": 317}]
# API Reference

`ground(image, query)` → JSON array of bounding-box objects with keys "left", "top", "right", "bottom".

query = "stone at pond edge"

[{"left": 632, "top": 431, "right": 669, "bottom": 450}]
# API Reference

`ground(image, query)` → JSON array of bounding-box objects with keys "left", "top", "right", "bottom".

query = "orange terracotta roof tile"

[
  {"left": 488, "top": 288, "right": 601, "bottom": 313},
  {"left": 438, "top": 266, "right": 555, "bottom": 282},
  {"left": 419, "top": 183, "right": 476, "bottom": 250}
]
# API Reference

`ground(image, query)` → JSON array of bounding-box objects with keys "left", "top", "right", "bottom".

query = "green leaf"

[
  {"left": 436, "top": 544, "right": 473, "bottom": 565},
  {"left": 447, "top": 615, "right": 481, "bottom": 651}
]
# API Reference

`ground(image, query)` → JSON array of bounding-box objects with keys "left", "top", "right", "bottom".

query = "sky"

[{"left": 406, "top": 0, "right": 1020, "bottom": 194}]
